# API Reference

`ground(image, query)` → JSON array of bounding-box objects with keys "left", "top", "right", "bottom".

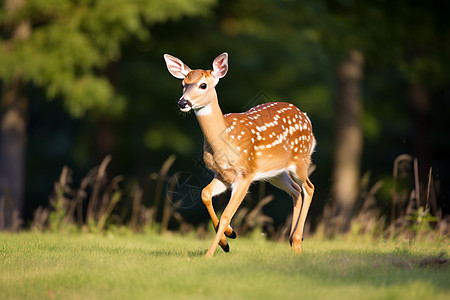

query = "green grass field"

[{"left": 0, "top": 232, "right": 449, "bottom": 300}]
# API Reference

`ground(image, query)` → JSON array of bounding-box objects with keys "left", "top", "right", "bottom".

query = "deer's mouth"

[{"left": 178, "top": 98, "right": 193, "bottom": 112}]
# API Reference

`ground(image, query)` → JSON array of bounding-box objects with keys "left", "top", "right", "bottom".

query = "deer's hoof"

[
  {"left": 227, "top": 228, "right": 237, "bottom": 239},
  {"left": 220, "top": 243, "right": 230, "bottom": 253}
]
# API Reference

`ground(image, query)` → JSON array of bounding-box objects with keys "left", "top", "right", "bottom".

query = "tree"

[
  {"left": 0, "top": 0, "right": 31, "bottom": 231},
  {"left": 317, "top": 0, "right": 450, "bottom": 230},
  {"left": 331, "top": 50, "right": 364, "bottom": 232},
  {"left": 313, "top": 2, "right": 368, "bottom": 233},
  {"left": 0, "top": 0, "right": 217, "bottom": 230}
]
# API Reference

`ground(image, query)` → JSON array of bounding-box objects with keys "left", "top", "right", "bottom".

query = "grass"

[{"left": 0, "top": 232, "right": 449, "bottom": 300}]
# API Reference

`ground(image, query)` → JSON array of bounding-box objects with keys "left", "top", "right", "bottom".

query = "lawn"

[{"left": 0, "top": 232, "right": 448, "bottom": 299}]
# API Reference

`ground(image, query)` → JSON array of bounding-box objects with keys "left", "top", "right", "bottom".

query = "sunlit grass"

[{"left": 0, "top": 232, "right": 448, "bottom": 299}]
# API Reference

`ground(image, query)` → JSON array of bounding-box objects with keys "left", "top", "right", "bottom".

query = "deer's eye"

[{"left": 199, "top": 83, "right": 207, "bottom": 89}]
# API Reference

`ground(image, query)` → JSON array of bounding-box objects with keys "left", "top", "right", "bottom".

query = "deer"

[{"left": 163, "top": 52, "right": 315, "bottom": 258}]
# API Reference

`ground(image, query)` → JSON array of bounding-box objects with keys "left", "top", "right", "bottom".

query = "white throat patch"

[{"left": 195, "top": 104, "right": 212, "bottom": 116}]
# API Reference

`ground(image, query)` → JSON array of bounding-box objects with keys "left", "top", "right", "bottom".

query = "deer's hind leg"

[
  {"left": 268, "top": 171, "right": 301, "bottom": 201},
  {"left": 289, "top": 167, "right": 314, "bottom": 253},
  {"left": 268, "top": 172, "right": 302, "bottom": 231},
  {"left": 269, "top": 172, "right": 305, "bottom": 245}
]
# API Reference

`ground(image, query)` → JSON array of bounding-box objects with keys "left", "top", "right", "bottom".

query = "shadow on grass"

[
  {"left": 389, "top": 252, "right": 449, "bottom": 269},
  {"left": 303, "top": 250, "right": 450, "bottom": 292}
]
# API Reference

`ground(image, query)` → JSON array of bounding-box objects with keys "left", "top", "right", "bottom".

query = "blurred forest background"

[{"left": 1, "top": 0, "right": 449, "bottom": 238}]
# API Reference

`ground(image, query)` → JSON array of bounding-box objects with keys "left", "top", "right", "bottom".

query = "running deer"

[{"left": 164, "top": 53, "right": 315, "bottom": 258}]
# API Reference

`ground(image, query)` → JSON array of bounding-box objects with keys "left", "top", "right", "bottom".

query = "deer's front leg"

[
  {"left": 205, "top": 177, "right": 252, "bottom": 258},
  {"left": 201, "top": 177, "right": 236, "bottom": 252}
]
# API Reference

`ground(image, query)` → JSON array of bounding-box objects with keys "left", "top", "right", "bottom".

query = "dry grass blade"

[
  {"left": 98, "top": 175, "right": 124, "bottom": 223},
  {"left": 32, "top": 206, "right": 50, "bottom": 231},
  {"left": 156, "top": 155, "right": 176, "bottom": 234},
  {"left": 426, "top": 167, "right": 432, "bottom": 210},
  {"left": 130, "top": 184, "right": 143, "bottom": 232},
  {"left": 97, "top": 191, "right": 121, "bottom": 231},
  {"left": 413, "top": 157, "right": 420, "bottom": 209},
  {"left": 87, "top": 155, "right": 112, "bottom": 223}
]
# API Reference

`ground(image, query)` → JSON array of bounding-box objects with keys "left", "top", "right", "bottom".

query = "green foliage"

[
  {"left": 144, "top": 124, "right": 195, "bottom": 155},
  {"left": 0, "top": 0, "right": 217, "bottom": 117},
  {"left": 407, "top": 207, "right": 439, "bottom": 234}
]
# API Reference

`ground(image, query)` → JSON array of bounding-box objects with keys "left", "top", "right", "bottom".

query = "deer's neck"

[{"left": 195, "top": 90, "right": 231, "bottom": 155}]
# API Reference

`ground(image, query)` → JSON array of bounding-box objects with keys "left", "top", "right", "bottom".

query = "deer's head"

[{"left": 164, "top": 53, "right": 228, "bottom": 113}]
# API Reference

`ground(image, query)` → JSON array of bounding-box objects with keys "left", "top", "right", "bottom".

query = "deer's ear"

[
  {"left": 164, "top": 54, "right": 191, "bottom": 79},
  {"left": 212, "top": 52, "right": 228, "bottom": 79}
]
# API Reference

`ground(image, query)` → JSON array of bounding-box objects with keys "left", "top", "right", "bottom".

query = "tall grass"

[
  {"left": 317, "top": 154, "right": 448, "bottom": 241},
  {"left": 33, "top": 155, "right": 126, "bottom": 233},
  {"left": 19, "top": 153, "right": 449, "bottom": 241},
  {"left": 29, "top": 155, "right": 278, "bottom": 237}
]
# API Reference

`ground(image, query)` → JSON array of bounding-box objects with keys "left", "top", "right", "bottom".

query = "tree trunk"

[
  {"left": 330, "top": 50, "right": 364, "bottom": 233},
  {"left": 0, "top": 0, "right": 30, "bottom": 230},
  {"left": 410, "top": 83, "right": 431, "bottom": 206},
  {"left": 0, "top": 78, "right": 27, "bottom": 230}
]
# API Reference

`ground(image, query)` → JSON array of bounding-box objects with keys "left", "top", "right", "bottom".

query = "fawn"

[{"left": 164, "top": 53, "right": 315, "bottom": 257}]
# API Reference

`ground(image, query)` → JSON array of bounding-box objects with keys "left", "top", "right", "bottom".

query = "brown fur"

[
  {"left": 184, "top": 69, "right": 213, "bottom": 84},
  {"left": 165, "top": 53, "right": 315, "bottom": 258}
]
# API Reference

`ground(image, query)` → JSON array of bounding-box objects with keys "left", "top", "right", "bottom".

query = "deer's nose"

[{"left": 178, "top": 98, "right": 192, "bottom": 110}]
